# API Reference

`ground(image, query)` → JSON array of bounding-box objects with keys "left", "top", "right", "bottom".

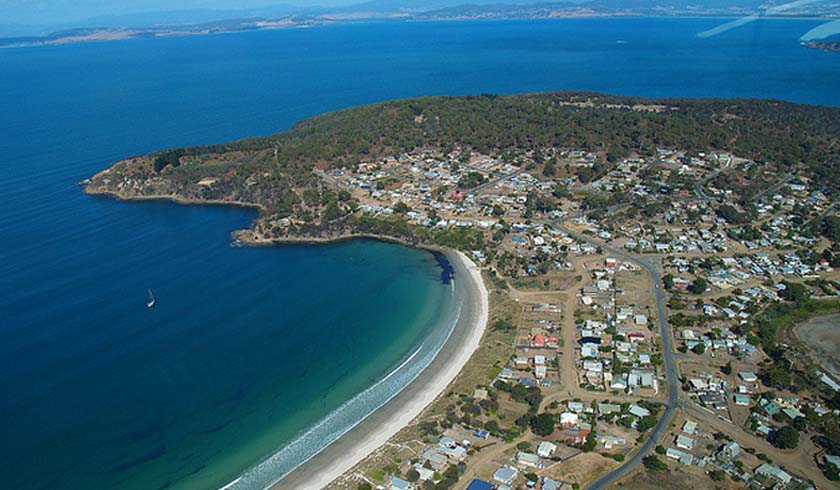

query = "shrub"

[{"left": 643, "top": 454, "right": 668, "bottom": 473}]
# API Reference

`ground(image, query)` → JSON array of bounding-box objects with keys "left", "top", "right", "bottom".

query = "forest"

[{"left": 148, "top": 92, "right": 840, "bottom": 191}]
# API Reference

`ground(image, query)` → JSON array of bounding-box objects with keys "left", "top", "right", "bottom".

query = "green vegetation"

[
  {"left": 530, "top": 413, "right": 556, "bottom": 436},
  {"left": 457, "top": 171, "right": 488, "bottom": 189},
  {"left": 754, "top": 299, "right": 840, "bottom": 348},
  {"left": 709, "top": 469, "right": 727, "bottom": 482},
  {"left": 688, "top": 277, "right": 708, "bottom": 295},
  {"left": 95, "top": 93, "right": 840, "bottom": 237},
  {"left": 772, "top": 425, "right": 800, "bottom": 450},
  {"left": 643, "top": 454, "right": 669, "bottom": 473},
  {"left": 581, "top": 430, "right": 597, "bottom": 452}
]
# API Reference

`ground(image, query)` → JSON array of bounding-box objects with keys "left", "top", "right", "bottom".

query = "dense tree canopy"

[{"left": 146, "top": 92, "right": 840, "bottom": 192}]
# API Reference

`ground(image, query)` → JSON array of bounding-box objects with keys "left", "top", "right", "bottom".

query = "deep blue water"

[{"left": 0, "top": 17, "right": 837, "bottom": 490}]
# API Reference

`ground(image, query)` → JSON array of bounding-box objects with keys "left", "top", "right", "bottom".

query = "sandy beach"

[{"left": 267, "top": 250, "right": 489, "bottom": 490}]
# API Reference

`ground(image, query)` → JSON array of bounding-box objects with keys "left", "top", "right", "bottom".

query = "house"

[
  {"left": 516, "top": 451, "right": 542, "bottom": 468},
  {"left": 439, "top": 437, "right": 457, "bottom": 448},
  {"left": 598, "top": 403, "right": 621, "bottom": 416},
  {"left": 739, "top": 372, "right": 758, "bottom": 383},
  {"left": 514, "top": 356, "right": 529, "bottom": 369},
  {"left": 628, "top": 332, "right": 645, "bottom": 342},
  {"left": 567, "top": 401, "right": 585, "bottom": 412},
  {"left": 634, "top": 315, "right": 648, "bottom": 326},
  {"left": 561, "top": 427, "right": 591, "bottom": 445},
  {"left": 628, "top": 404, "right": 651, "bottom": 418},
  {"left": 598, "top": 434, "right": 627, "bottom": 449},
  {"left": 541, "top": 478, "right": 565, "bottom": 490},
  {"left": 537, "top": 441, "right": 557, "bottom": 458},
  {"left": 665, "top": 448, "right": 694, "bottom": 465},
  {"left": 467, "top": 480, "right": 495, "bottom": 490},
  {"left": 473, "top": 429, "right": 490, "bottom": 440},
  {"left": 682, "top": 420, "right": 699, "bottom": 435},
  {"left": 675, "top": 435, "right": 696, "bottom": 450},
  {"left": 493, "top": 466, "right": 519, "bottom": 485},
  {"left": 717, "top": 441, "right": 741, "bottom": 461},
  {"left": 413, "top": 464, "right": 435, "bottom": 482},
  {"left": 734, "top": 394, "right": 750, "bottom": 406},
  {"left": 560, "top": 412, "right": 579, "bottom": 427},
  {"left": 390, "top": 476, "right": 413, "bottom": 490},
  {"left": 419, "top": 448, "right": 448, "bottom": 471},
  {"left": 755, "top": 463, "right": 792, "bottom": 485},
  {"left": 760, "top": 399, "right": 781, "bottom": 416},
  {"left": 441, "top": 445, "right": 467, "bottom": 462}
]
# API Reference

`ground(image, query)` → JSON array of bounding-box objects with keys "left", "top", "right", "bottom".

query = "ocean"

[{"left": 0, "top": 17, "right": 837, "bottom": 490}]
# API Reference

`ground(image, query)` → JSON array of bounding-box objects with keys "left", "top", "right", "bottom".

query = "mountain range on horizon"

[{"left": 2, "top": 0, "right": 838, "bottom": 40}]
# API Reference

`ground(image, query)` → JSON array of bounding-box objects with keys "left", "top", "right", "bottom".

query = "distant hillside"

[
  {"left": 2, "top": 0, "right": 838, "bottom": 40},
  {"left": 808, "top": 40, "right": 840, "bottom": 52}
]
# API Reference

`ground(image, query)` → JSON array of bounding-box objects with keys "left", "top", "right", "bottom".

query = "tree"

[
  {"left": 663, "top": 273, "right": 675, "bottom": 290},
  {"left": 772, "top": 425, "right": 799, "bottom": 449},
  {"left": 637, "top": 414, "right": 659, "bottom": 432},
  {"left": 530, "top": 413, "right": 556, "bottom": 436},
  {"left": 692, "top": 342, "right": 707, "bottom": 355},
  {"left": 543, "top": 160, "right": 556, "bottom": 177},
  {"left": 709, "top": 469, "right": 727, "bottom": 482},
  {"left": 393, "top": 201, "right": 411, "bottom": 214},
  {"left": 689, "top": 277, "right": 708, "bottom": 294},
  {"left": 721, "top": 361, "right": 733, "bottom": 375},
  {"left": 581, "top": 430, "right": 597, "bottom": 452},
  {"left": 779, "top": 281, "right": 809, "bottom": 303},
  {"left": 643, "top": 454, "right": 668, "bottom": 473},
  {"left": 826, "top": 458, "right": 840, "bottom": 481},
  {"left": 822, "top": 215, "right": 840, "bottom": 242},
  {"left": 406, "top": 469, "right": 420, "bottom": 483},
  {"left": 357, "top": 484, "right": 372, "bottom": 490},
  {"left": 716, "top": 204, "right": 748, "bottom": 224}
]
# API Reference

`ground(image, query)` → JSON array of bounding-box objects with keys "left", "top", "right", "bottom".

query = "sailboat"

[{"left": 146, "top": 288, "right": 156, "bottom": 308}]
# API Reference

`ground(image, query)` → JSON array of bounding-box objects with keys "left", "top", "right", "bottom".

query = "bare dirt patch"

[{"left": 794, "top": 313, "right": 840, "bottom": 380}]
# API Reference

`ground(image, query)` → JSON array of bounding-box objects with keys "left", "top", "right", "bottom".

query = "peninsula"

[
  {"left": 87, "top": 93, "right": 840, "bottom": 490},
  {"left": 4, "top": 0, "right": 840, "bottom": 49}
]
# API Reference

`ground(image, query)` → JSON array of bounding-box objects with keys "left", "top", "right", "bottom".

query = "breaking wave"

[{"left": 220, "top": 290, "right": 463, "bottom": 490}]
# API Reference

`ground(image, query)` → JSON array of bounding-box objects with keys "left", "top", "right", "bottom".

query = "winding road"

[{"left": 550, "top": 223, "right": 680, "bottom": 490}]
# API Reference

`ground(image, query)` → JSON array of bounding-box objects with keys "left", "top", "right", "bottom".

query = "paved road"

[
  {"left": 550, "top": 224, "right": 680, "bottom": 490},
  {"left": 750, "top": 173, "right": 795, "bottom": 203},
  {"left": 471, "top": 168, "right": 523, "bottom": 193}
]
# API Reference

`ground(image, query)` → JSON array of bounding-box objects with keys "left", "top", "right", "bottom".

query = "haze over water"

[{"left": 0, "top": 17, "right": 837, "bottom": 490}]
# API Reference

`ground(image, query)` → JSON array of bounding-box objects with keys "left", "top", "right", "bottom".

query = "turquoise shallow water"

[{"left": 0, "top": 17, "right": 837, "bottom": 490}]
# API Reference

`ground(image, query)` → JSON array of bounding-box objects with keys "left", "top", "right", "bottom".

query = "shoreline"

[
  {"left": 84, "top": 185, "right": 451, "bottom": 254},
  {"left": 86, "top": 183, "right": 490, "bottom": 490},
  {"left": 5, "top": 15, "right": 837, "bottom": 50},
  {"left": 266, "top": 250, "right": 489, "bottom": 490}
]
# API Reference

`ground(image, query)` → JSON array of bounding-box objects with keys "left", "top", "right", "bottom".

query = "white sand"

[{"left": 270, "top": 251, "right": 488, "bottom": 490}]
